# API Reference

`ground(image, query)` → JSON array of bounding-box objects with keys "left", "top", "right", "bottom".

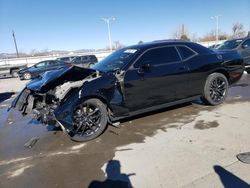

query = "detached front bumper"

[
  {"left": 10, "top": 87, "right": 77, "bottom": 134},
  {"left": 11, "top": 88, "right": 34, "bottom": 114}
]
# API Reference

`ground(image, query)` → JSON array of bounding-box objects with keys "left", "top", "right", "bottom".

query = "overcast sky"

[{"left": 0, "top": 0, "right": 249, "bottom": 53}]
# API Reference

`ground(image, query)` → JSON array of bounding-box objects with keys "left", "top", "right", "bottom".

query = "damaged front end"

[
  {"left": 10, "top": 66, "right": 103, "bottom": 132},
  {"left": 10, "top": 66, "right": 127, "bottom": 138}
]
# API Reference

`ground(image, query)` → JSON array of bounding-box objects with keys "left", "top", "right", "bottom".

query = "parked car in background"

[
  {"left": 208, "top": 44, "right": 221, "bottom": 49},
  {"left": 57, "top": 56, "right": 77, "bottom": 63},
  {"left": 216, "top": 37, "right": 250, "bottom": 74},
  {"left": 0, "top": 63, "right": 27, "bottom": 78},
  {"left": 12, "top": 41, "right": 244, "bottom": 142},
  {"left": 18, "top": 60, "right": 72, "bottom": 80},
  {"left": 71, "top": 55, "right": 98, "bottom": 68}
]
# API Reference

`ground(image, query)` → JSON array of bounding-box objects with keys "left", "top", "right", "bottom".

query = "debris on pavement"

[
  {"left": 109, "top": 130, "right": 119, "bottom": 135},
  {"left": 111, "top": 121, "right": 121, "bottom": 128},
  {"left": 24, "top": 137, "right": 40, "bottom": 148},
  {"left": 236, "top": 152, "right": 250, "bottom": 164}
]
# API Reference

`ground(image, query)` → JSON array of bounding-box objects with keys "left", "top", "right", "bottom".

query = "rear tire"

[
  {"left": 88, "top": 63, "right": 94, "bottom": 68},
  {"left": 11, "top": 70, "right": 19, "bottom": 78},
  {"left": 71, "top": 99, "right": 108, "bottom": 142},
  {"left": 201, "top": 73, "right": 228, "bottom": 106}
]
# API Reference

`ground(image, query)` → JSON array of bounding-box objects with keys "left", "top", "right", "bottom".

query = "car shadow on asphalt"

[
  {"left": 0, "top": 92, "right": 15, "bottom": 103},
  {"left": 88, "top": 160, "right": 135, "bottom": 188},
  {"left": 0, "top": 76, "right": 11, "bottom": 80},
  {"left": 214, "top": 165, "right": 250, "bottom": 188}
]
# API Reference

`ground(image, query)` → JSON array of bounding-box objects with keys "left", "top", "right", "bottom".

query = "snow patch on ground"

[
  {"left": 71, "top": 143, "right": 86, "bottom": 150},
  {"left": 8, "top": 164, "right": 33, "bottom": 178}
]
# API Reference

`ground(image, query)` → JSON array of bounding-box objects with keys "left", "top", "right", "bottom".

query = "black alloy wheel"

[
  {"left": 201, "top": 73, "right": 229, "bottom": 105},
  {"left": 71, "top": 99, "right": 108, "bottom": 142}
]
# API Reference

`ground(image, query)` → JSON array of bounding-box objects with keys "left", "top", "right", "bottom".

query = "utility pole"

[
  {"left": 12, "top": 30, "right": 19, "bottom": 58},
  {"left": 211, "top": 15, "right": 222, "bottom": 44},
  {"left": 101, "top": 17, "right": 115, "bottom": 52}
]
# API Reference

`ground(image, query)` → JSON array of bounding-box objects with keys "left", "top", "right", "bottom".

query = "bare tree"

[
  {"left": 113, "top": 41, "right": 125, "bottom": 50},
  {"left": 190, "top": 33, "right": 198, "bottom": 42},
  {"left": 199, "top": 30, "right": 216, "bottom": 42},
  {"left": 30, "top": 49, "right": 39, "bottom": 56},
  {"left": 219, "top": 33, "right": 228, "bottom": 40},
  {"left": 232, "top": 23, "right": 246, "bottom": 38},
  {"left": 172, "top": 24, "right": 190, "bottom": 41}
]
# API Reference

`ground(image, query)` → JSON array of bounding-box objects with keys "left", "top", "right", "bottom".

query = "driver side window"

[
  {"left": 35, "top": 62, "right": 46, "bottom": 68},
  {"left": 134, "top": 46, "right": 181, "bottom": 68}
]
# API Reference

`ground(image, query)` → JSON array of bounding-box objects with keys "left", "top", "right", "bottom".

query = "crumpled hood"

[{"left": 26, "top": 66, "right": 97, "bottom": 93}]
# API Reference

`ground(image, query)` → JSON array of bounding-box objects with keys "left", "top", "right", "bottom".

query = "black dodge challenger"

[{"left": 11, "top": 41, "right": 244, "bottom": 141}]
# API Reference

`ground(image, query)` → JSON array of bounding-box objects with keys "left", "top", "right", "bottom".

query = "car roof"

[
  {"left": 125, "top": 40, "right": 212, "bottom": 54},
  {"left": 77, "top": 55, "right": 96, "bottom": 57}
]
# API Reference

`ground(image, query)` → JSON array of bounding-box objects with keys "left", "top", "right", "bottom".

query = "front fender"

[{"left": 54, "top": 73, "right": 129, "bottom": 131}]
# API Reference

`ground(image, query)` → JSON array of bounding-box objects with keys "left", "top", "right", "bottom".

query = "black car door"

[
  {"left": 240, "top": 39, "right": 250, "bottom": 65},
  {"left": 175, "top": 45, "right": 204, "bottom": 97},
  {"left": 123, "top": 46, "right": 189, "bottom": 112}
]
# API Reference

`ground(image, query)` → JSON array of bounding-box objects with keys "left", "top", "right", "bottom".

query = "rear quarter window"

[
  {"left": 177, "top": 46, "right": 197, "bottom": 60},
  {"left": 89, "top": 55, "right": 98, "bottom": 61}
]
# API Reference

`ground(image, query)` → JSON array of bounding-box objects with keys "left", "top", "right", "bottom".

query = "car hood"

[
  {"left": 26, "top": 66, "right": 97, "bottom": 93},
  {"left": 18, "top": 66, "right": 31, "bottom": 73}
]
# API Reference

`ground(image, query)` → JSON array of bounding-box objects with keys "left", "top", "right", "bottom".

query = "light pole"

[
  {"left": 12, "top": 30, "right": 19, "bottom": 58},
  {"left": 211, "top": 15, "right": 222, "bottom": 44},
  {"left": 101, "top": 17, "right": 115, "bottom": 52}
]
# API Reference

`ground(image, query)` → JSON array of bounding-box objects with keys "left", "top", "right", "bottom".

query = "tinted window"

[
  {"left": 72, "top": 57, "right": 81, "bottom": 63},
  {"left": 217, "top": 39, "right": 243, "bottom": 50},
  {"left": 135, "top": 46, "right": 180, "bottom": 67},
  {"left": 35, "top": 62, "right": 46, "bottom": 68},
  {"left": 177, "top": 46, "right": 196, "bottom": 60},
  {"left": 243, "top": 39, "right": 250, "bottom": 48},
  {"left": 81, "top": 56, "right": 88, "bottom": 61},
  {"left": 89, "top": 55, "right": 97, "bottom": 61},
  {"left": 59, "top": 57, "right": 69, "bottom": 61},
  {"left": 48, "top": 61, "right": 57, "bottom": 65}
]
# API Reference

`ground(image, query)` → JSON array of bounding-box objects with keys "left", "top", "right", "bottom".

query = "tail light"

[{"left": 66, "top": 63, "right": 73, "bottom": 67}]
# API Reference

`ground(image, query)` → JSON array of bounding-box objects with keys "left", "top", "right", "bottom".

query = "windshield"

[
  {"left": 92, "top": 48, "right": 138, "bottom": 72},
  {"left": 217, "top": 39, "right": 243, "bottom": 50}
]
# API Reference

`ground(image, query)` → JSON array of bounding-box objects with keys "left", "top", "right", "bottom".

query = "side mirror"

[
  {"left": 142, "top": 63, "right": 151, "bottom": 70},
  {"left": 242, "top": 44, "right": 249, "bottom": 49},
  {"left": 137, "top": 62, "right": 152, "bottom": 75}
]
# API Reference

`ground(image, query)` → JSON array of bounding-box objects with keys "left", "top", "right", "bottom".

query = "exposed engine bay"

[{"left": 14, "top": 69, "right": 102, "bottom": 125}]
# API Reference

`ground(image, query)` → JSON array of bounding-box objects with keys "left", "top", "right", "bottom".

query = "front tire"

[
  {"left": 23, "top": 72, "right": 31, "bottom": 80},
  {"left": 71, "top": 99, "right": 108, "bottom": 142},
  {"left": 201, "top": 73, "right": 228, "bottom": 105}
]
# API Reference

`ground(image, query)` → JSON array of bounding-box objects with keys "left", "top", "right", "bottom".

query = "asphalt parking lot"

[{"left": 0, "top": 73, "right": 250, "bottom": 188}]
